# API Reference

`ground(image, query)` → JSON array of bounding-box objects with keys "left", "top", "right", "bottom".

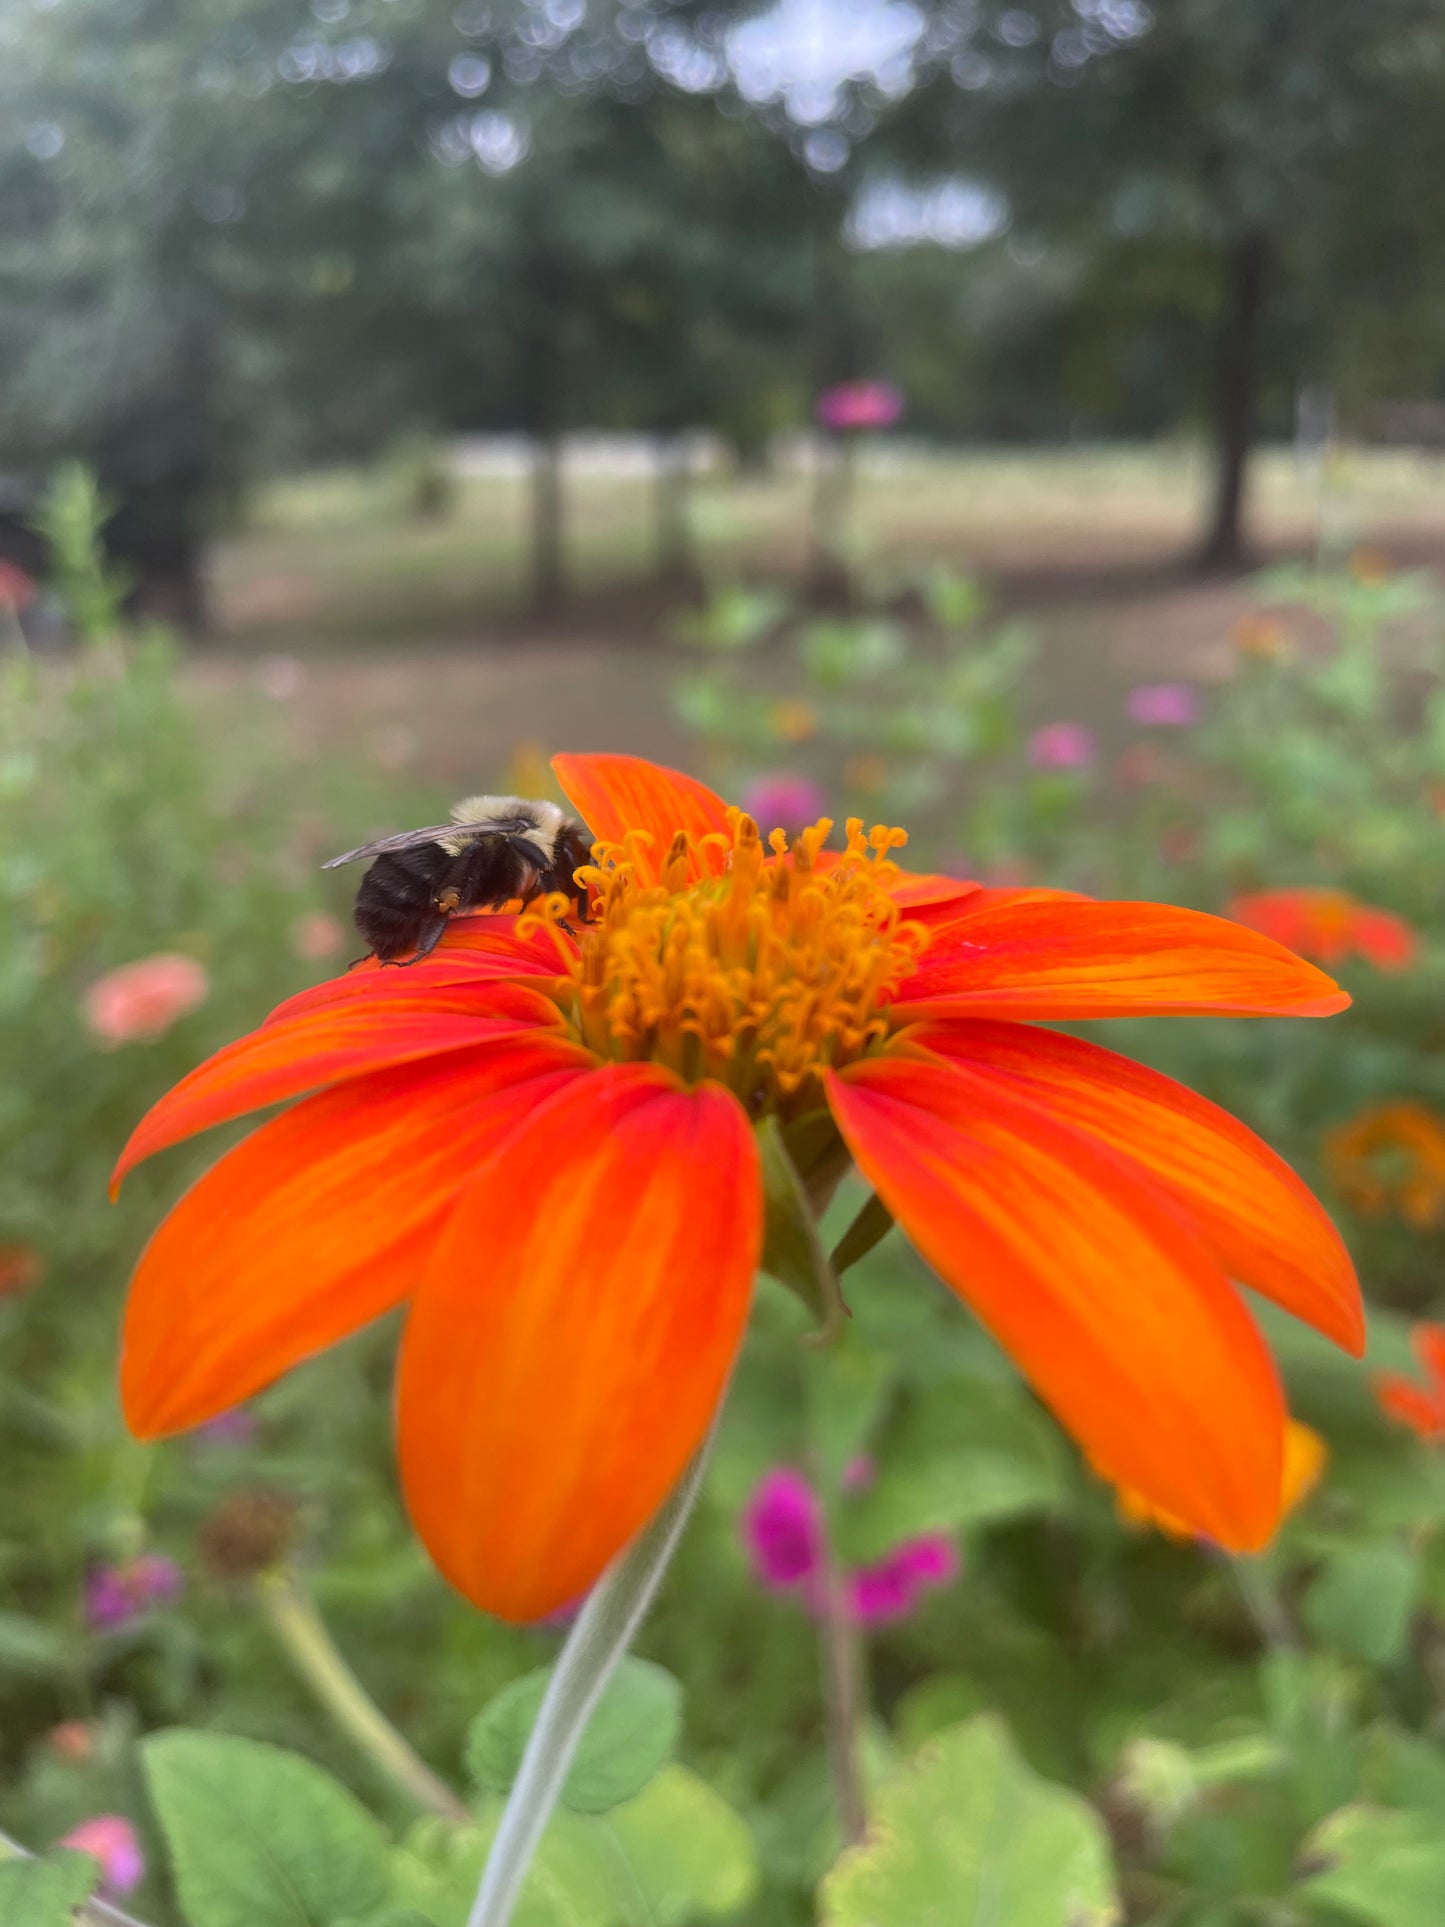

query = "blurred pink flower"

[
  {"left": 816, "top": 380, "right": 904, "bottom": 433},
  {"left": 740, "top": 774, "right": 828, "bottom": 837},
  {"left": 1028, "top": 722, "right": 1096, "bottom": 771},
  {"left": 58, "top": 1816, "right": 145, "bottom": 1898},
  {"left": 741, "top": 1466, "right": 958, "bottom": 1629},
  {"left": 85, "top": 1554, "right": 183, "bottom": 1631},
  {"left": 257, "top": 654, "right": 305, "bottom": 701},
  {"left": 0, "top": 559, "right": 37, "bottom": 612},
  {"left": 1128, "top": 682, "right": 1200, "bottom": 728},
  {"left": 743, "top": 1469, "right": 824, "bottom": 1594},
  {"left": 83, "top": 954, "right": 209, "bottom": 1047},
  {"left": 290, "top": 911, "right": 347, "bottom": 961},
  {"left": 849, "top": 1535, "right": 960, "bottom": 1626}
]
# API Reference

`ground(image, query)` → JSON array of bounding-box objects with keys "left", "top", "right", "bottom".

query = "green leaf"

[
  {"left": 820, "top": 1717, "right": 1120, "bottom": 1927},
  {"left": 835, "top": 1381, "right": 1066, "bottom": 1563},
  {"left": 756, "top": 1115, "right": 850, "bottom": 1341},
  {"left": 143, "top": 1727, "right": 391, "bottom": 1927},
  {"left": 392, "top": 1767, "right": 756, "bottom": 1926},
  {"left": 0, "top": 1851, "right": 99, "bottom": 1927},
  {"left": 466, "top": 1658, "right": 682, "bottom": 1816},
  {"left": 1298, "top": 1804, "right": 1445, "bottom": 1926},
  {"left": 1303, "top": 1544, "right": 1419, "bottom": 1665},
  {"left": 828, "top": 1191, "right": 894, "bottom": 1278},
  {"left": 605, "top": 1764, "right": 759, "bottom": 1924},
  {"left": 0, "top": 1611, "right": 70, "bottom": 1673}
]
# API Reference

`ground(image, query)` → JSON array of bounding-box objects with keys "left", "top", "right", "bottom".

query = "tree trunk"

[
  {"left": 1197, "top": 230, "right": 1271, "bottom": 573},
  {"left": 529, "top": 430, "right": 564, "bottom": 614},
  {"left": 653, "top": 434, "right": 695, "bottom": 584}
]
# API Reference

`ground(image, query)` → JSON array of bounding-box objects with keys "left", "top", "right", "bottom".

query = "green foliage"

[
  {"left": 0, "top": 1851, "right": 98, "bottom": 1927},
  {"left": 143, "top": 1729, "right": 391, "bottom": 1927},
  {"left": 387, "top": 1768, "right": 758, "bottom": 1927},
  {"left": 465, "top": 1659, "right": 682, "bottom": 1816},
  {"left": 819, "top": 1717, "right": 1120, "bottom": 1927}
]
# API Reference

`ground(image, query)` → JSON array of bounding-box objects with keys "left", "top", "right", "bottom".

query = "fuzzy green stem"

[
  {"left": 465, "top": 1435, "right": 715, "bottom": 1927},
  {"left": 818, "top": 1556, "right": 868, "bottom": 1846},
  {"left": 256, "top": 1571, "right": 469, "bottom": 1821}
]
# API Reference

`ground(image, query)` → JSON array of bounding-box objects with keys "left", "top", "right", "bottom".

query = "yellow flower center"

[{"left": 524, "top": 810, "right": 925, "bottom": 1114}]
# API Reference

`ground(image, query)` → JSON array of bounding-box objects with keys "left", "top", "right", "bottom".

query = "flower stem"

[
  {"left": 465, "top": 1436, "right": 715, "bottom": 1927},
  {"left": 818, "top": 1558, "right": 868, "bottom": 1846},
  {"left": 256, "top": 1570, "right": 469, "bottom": 1822}
]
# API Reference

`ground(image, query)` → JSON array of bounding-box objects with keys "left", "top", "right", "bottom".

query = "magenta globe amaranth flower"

[
  {"left": 58, "top": 1816, "right": 145, "bottom": 1898},
  {"left": 85, "top": 1554, "right": 183, "bottom": 1630},
  {"left": 742, "top": 1466, "right": 958, "bottom": 1628},
  {"left": 816, "top": 380, "right": 904, "bottom": 433},
  {"left": 1128, "top": 683, "right": 1201, "bottom": 728},
  {"left": 1028, "top": 722, "right": 1096, "bottom": 772},
  {"left": 740, "top": 774, "right": 829, "bottom": 839}
]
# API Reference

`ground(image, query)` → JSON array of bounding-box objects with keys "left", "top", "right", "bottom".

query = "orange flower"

[
  {"left": 1232, "top": 614, "right": 1294, "bottom": 662},
  {"left": 1228, "top": 889, "right": 1418, "bottom": 972},
  {"left": 1114, "top": 1418, "right": 1328, "bottom": 1540},
  {"left": 1375, "top": 1324, "right": 1445, "bottom": 1440},
  {"left": 1327, "top": 1101, "right": 1445, "bottom": 1227},
  {"left": 0, "top": 1244, "right": 42, "bottom": 1297},
  {"left": 769, "top": 700, "right": 817, "bottom": 744},
  {"left": 113, "top": 754, "right": 1362, "bottom": 1622}
]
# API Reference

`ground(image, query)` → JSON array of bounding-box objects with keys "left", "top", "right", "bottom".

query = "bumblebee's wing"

[{"left": 322, "top": 823, "right": 484, "bottom": 870}]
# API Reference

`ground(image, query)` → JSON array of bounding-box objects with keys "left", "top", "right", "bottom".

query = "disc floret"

[{"left": 528, "top": 811, "right": 927, "bottom": 1114}]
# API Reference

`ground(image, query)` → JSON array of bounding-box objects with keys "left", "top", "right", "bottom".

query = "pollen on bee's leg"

[{"left": 434, "top": 888, "right": 461, "bottom": 913}]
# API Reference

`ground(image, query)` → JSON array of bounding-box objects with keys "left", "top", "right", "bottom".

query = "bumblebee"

[{"left": 324, "top": 795, "right": 591, "bottom": 963}]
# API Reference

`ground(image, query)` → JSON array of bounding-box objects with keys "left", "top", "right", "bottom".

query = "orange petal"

[
  {"left": 826, "top": 1055, "right": 1286, "bottom": 1550},
  {"left": 1413, "top": 1322, "right": 1445, "bottom": 1386},
  {"left": 265, "top": 917, "right": 572, "bottom": 1027},
  {"left": 896, "top": 899, "right": 1350, "bottom": 1019},
  {"left": 112, "top": 980, "right": 561, "bottom": 1192},
  {"left": 1375, "top": 1374, "right": 1445, "bottom": 1438},
  {"left": 552, "top": 753, "right": 732, "bottom": 883},
  {"left": 903, "top": 1019, "right": 1363, "bottom": 1354},
  {"left": 397, "top": 1065, "right": 759, "bottom": 1620},
  {"left": 122, "top": 1037, "right": 590, "bottom": 1435}
]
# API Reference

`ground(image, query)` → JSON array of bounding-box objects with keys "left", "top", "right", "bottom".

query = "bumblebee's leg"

[{"left": 394, "top": 913, "right": 451, "bottom": 966}]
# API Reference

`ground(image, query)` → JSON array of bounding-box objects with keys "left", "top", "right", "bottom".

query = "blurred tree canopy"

[{"left": 3, "top": 0, "right": 1445, "bottom": 616}]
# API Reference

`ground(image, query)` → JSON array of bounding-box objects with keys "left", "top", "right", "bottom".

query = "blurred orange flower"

[
  {"left": 1350, "top": 546, "right": 1393, "bottom": 586},
  {"left": 84, "top": 954, "right": 209, "bottom": 1046},
  {"left": 768, "top": 700, "right": 817, "bottom": 743},
  {"left": 1228, "top": 889, "right": 1418, "bottom": 972},
  {"left": 114, "top": 754, "right": 1361, "bottom": 1621},
  {"left": 0, "top": 1244, "right": 42, "bottom": 1297},
  {"left": 1374, "top": 1324, "right": 1445, "bottom": 1440},
  {"left": 1327, "top": 1101, "right": 1445, "bottom": 1227},
  {"left": 1232, "top": 614, "right": 1294, "bottom": 662},
  {"left": 1115, "top": 1418, "right": 1327, "bottom": 1540},
  {"left": 844, "top": 754, "right": 889, "bottom": 796}
]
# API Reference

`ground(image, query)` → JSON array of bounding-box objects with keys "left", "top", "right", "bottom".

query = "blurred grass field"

[{"left": 196, "top": 444, "right": 1445, "bottom": 783}]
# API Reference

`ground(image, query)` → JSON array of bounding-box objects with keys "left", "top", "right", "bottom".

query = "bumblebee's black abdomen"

[{"left": 353, "top": 846, "right": 450, "bottom": 961}]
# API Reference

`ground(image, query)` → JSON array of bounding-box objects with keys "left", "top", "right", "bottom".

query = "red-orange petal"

[
  {"left": 552, "top": 752, "right": 732, "bottom": 883},
  {"left": 112, "top": 980, "right": 561, "bottom": 1193},
  {"left": 264, "top": 917, "right": 573, "bottom": 1028},
  {"left": 1374, "top": 1374, "right": 1445, "bottom": 1439},
  {"left": 826, "top": 1055, "right": 1286, "bottom": 1550},
  {"left": 122, "top": 1036, "right": 591, "bottom": 1436},
  {"left": 902, "top": 1019, "right": 1363, "bottom": 1355},
  {"left": 397, "top": 1064, "right": 759, "bottom": 1620},
  {"left": 896, "top": 899, "right": 1350, "bottom": 1019}
]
